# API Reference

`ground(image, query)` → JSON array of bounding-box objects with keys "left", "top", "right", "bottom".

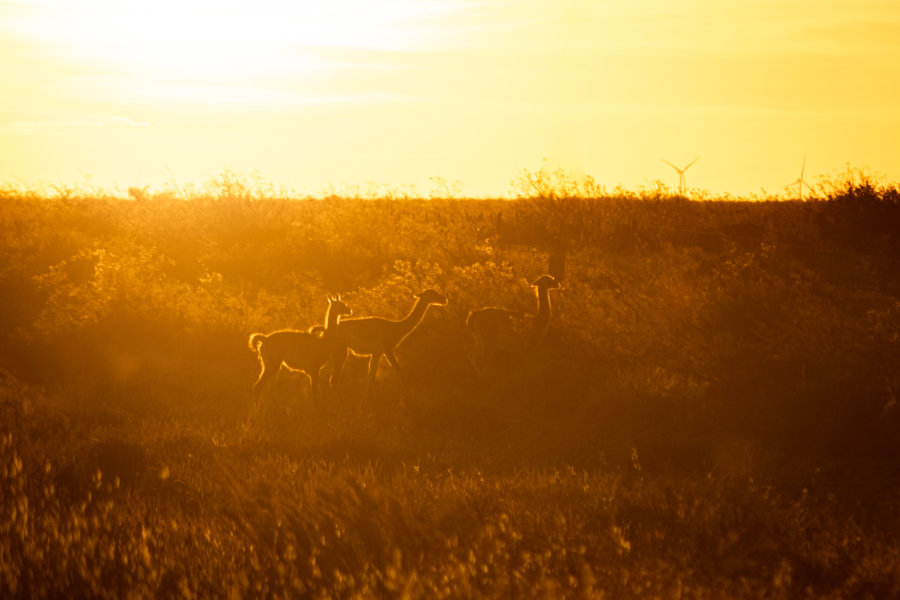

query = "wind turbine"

[
  {"left": 660, "top": 156, "right": 700, "bottom": 195},
  {"left": 785, "top": 154, "right": 813, "bottom": 200}
]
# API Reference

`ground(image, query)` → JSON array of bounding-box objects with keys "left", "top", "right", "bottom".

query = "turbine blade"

[
  {"left": 800, "top": 154, "right": 806, "bottom": 179},
  {"left": 684, "top": 155, "right": 700, "bottom": 170},
  {"left": 660, "top": 158, "right": 679, "bottom": 171}
]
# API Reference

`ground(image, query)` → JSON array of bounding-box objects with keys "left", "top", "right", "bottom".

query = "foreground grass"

[{"left": 2, "top": 376, "right": 900, "bottom": 599}]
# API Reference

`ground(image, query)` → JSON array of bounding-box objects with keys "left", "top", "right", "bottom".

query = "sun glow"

[{"left": 3, "top": 0, "right": 456, "bottom": 106}]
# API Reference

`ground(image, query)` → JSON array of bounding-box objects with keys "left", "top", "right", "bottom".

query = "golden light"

[
  {"left": 4, "top": 0, "right": 456, "bottom": 107},
  {"left": 1, "top": 0, "right": 899, "bottom": 195}
]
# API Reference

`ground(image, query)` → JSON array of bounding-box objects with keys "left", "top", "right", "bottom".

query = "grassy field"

[{"left": 2, "top": 172, "right": 900, "bottom": 597}]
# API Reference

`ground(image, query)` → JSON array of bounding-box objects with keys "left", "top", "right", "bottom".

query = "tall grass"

[{"left": 1, "top": 172, "right": 899, "bottom": 596}]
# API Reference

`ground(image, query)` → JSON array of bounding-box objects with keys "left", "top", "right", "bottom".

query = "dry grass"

[
  {"left": 1, "top": 175, "right": 900, "bottom": 597},
  {"left": 4, "top": 387, "right": 899, "bottom": 599}
]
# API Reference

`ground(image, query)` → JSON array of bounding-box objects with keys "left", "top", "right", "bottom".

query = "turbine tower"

[
  {"left": 785, "top": 155, "right": 813, "bottom": 201},
  {"left": 660, "top": 156, "right": 700, "bottom": 195}
]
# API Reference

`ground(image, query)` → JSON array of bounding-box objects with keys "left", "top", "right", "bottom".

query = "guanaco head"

[
  {"left": 415, "top": 289, "right": 448, "bottom": 307},
  {"left": 531, "top": 275, "right": 559, "bottom": 290},
  {"left": 327, "top": 294, "right": 352, "bottom": 321}
]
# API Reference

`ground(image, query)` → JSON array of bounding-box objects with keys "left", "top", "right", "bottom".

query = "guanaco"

[
  {"left": 466, "top": 274, "right": 559, "bottom": 371},
  {"left": 248, "top": 295, "right": 351, "bottom": 404},
  {"left": 330, "top": 289, "right": 448, "bottom": 398}
]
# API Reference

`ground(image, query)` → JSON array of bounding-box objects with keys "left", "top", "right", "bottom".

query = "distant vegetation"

[{"left": 1, "top": 169, "right": 899, "bottom": 597}]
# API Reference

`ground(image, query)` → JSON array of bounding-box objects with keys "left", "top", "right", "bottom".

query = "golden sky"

[{"left": 1, "top": 0, "right": 899, "bottom": 197}]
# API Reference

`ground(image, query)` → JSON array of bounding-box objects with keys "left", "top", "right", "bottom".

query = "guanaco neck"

[
  {"left": 402, "top": 296, "right": 431, "bottom": 326},
  {"left": 394, "top": 296, "right": 433, "bottom": 340},
  {"left": 325, "top": 304, "right": 340, "bottom": 329},
  {"left": 532, "top": 285, "right": 553, "bottom": 338}
]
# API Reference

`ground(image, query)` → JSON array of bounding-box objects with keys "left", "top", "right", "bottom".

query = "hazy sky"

[{"left": 1, "top": 0, "right": 899, "bottom": 197}]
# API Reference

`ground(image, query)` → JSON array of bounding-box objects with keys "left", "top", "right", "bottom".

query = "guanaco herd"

[{"left": 248, "top": 275, "right": 560, "bottom": 405}]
